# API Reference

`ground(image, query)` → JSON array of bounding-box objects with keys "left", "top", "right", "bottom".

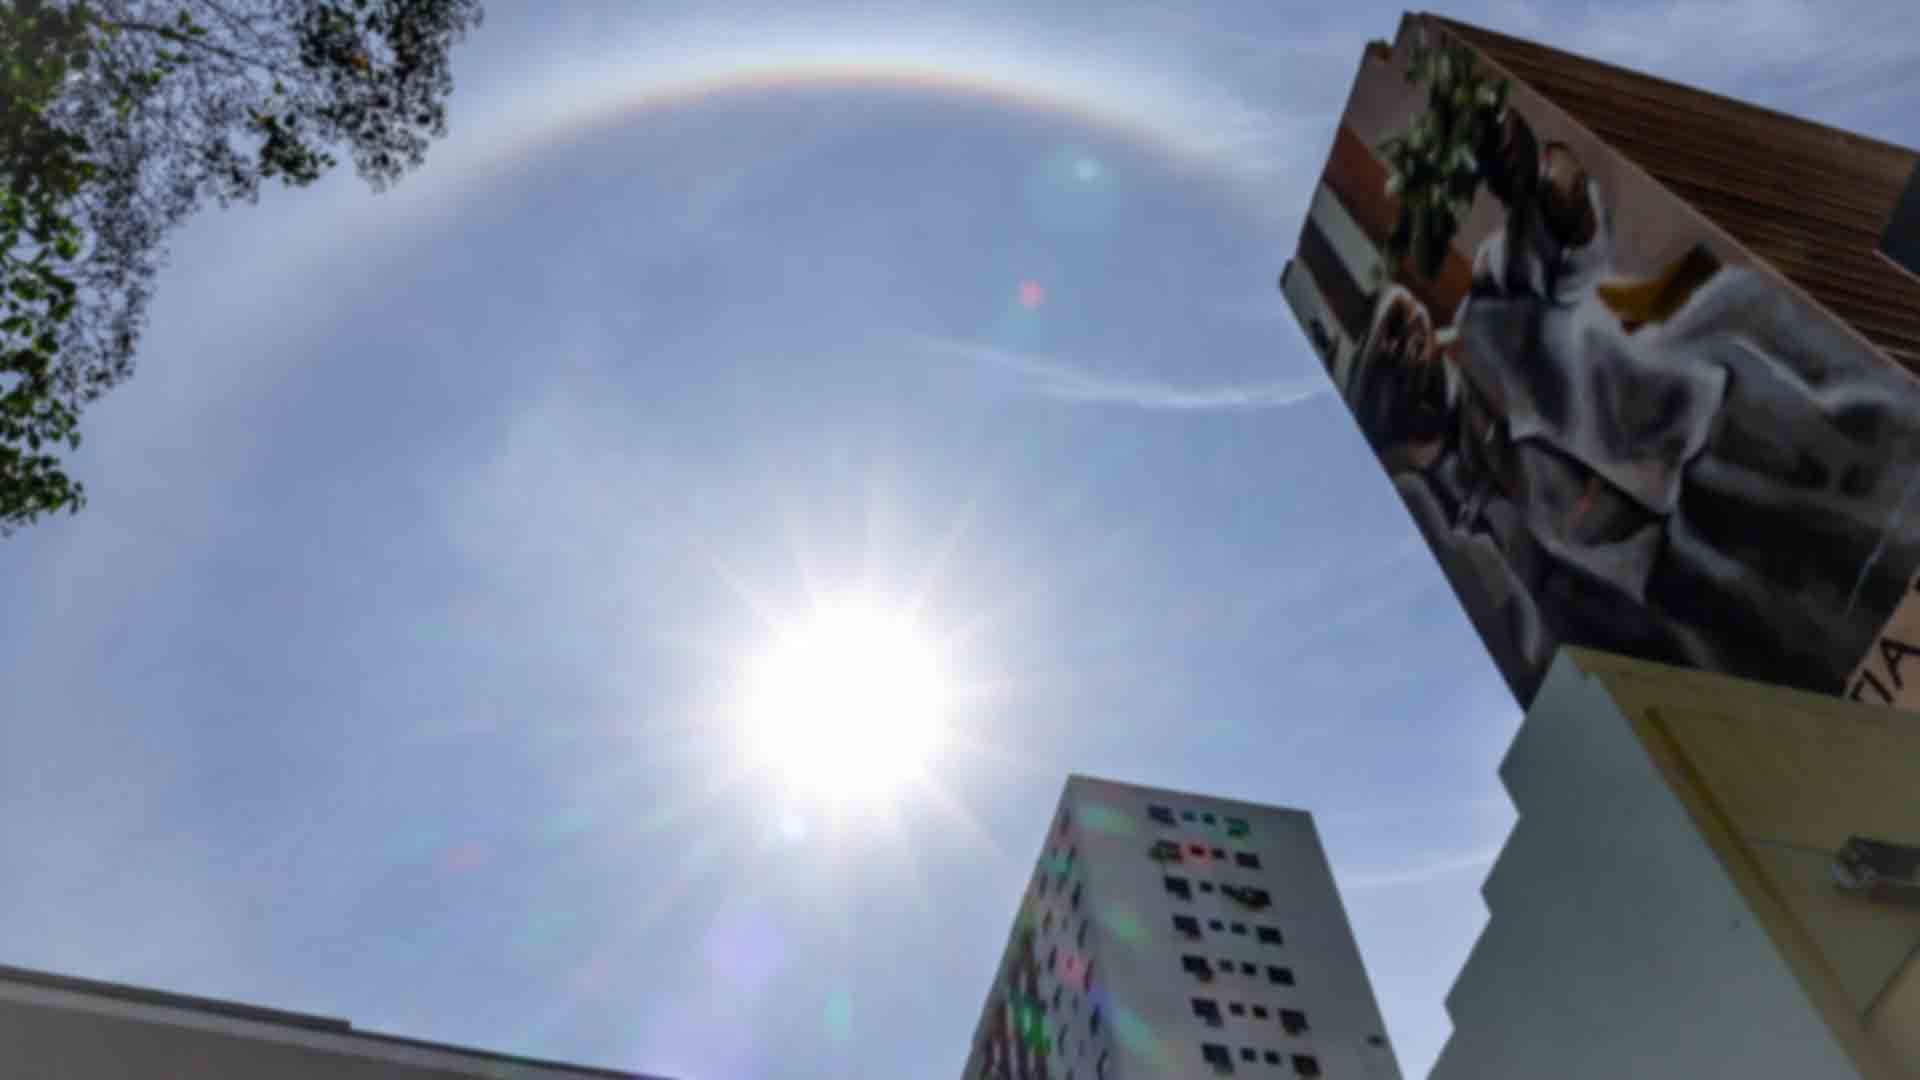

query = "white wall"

[{"left": 1429, "top": 653, "right": 1864, "bottom": 1080}]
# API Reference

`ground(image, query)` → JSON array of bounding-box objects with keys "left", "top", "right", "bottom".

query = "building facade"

[
  {"left": 1280, "top": 11, "right": 1920, "bottom": 711},
  {"left": 961, "top": 775, "right": 1401, "bottom": 1079},
  {"left": 1434, "top": 648, "right": 1920, "bottom": 1079},
  {"left": 0, "top": 962, "right": 665, "bottom": 1079}
]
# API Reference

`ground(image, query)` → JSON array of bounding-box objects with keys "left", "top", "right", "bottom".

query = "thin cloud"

[
  {"left": 907, "top": 333, "right": 1329, "bottom": 412},
  {"left": 1338, "top": 846, "right": 1502, "bottom": 891},
  {"left": 1488, "top": 0, "right": 1920, "bottom": 128},
  {"left": 1318, "top": 793, "right": 1512, "bottom": 830}
]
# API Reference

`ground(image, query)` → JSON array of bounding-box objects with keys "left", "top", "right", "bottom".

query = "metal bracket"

[{"left": 1832, "top": 836, "right": 1920, "bottom": 905}]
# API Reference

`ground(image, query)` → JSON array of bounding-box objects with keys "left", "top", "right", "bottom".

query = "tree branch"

[{"left": 100, "top": 17, "right": 296, "bottom": 78}]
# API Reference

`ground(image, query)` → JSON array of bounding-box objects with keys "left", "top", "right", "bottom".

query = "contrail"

[
  {"left": 907, "top": 333, "right": 1330, "bottom": 412},
  {"left": 1337, "top": 846, "right": 1502, "bottom": 891}
]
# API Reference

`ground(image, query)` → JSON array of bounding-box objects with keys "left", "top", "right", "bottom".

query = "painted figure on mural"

[{"left": 1350, "top": 103, "right": 1920, "bottom": 702}]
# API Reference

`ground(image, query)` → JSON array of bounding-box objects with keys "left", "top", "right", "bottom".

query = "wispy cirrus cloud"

[
  {"left": 906, "top": 333, "right": 1330, "bottom": 411},
  {"left": 1338, "top": 845, "right": 1503, "bottom": 892},
  {"left": 1318, "top": 793, "right": 1513, "bottom": 831}
]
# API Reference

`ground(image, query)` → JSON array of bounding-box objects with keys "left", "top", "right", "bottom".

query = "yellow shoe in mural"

[{"left": 1596, "top": 244, "right": 1723, "bottom": 332}]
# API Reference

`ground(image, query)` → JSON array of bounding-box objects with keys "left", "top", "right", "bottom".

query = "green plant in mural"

[{"left": 1377, "top": 33, "right": 1512, "bottom": 283}]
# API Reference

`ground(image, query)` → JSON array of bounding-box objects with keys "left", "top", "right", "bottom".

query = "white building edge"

[{"left": 1432, "top": 648, "right": 1920, "bottom": 1079}]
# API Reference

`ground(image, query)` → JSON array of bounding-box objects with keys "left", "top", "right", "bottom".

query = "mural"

[{"left": 1283, "top": 22, "right": 1920, "bottom": 706}]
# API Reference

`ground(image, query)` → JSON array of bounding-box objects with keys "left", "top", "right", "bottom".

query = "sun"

[{"left": 742, "top": 594, "right": 949, "bottom": 804}]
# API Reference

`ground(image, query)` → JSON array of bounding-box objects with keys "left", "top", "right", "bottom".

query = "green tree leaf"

[{"left": 0, "top": 0, "right": 484, "bottom": 535}]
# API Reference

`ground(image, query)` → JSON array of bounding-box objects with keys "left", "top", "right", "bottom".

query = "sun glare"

[{"left": 743, "top": 595, "right": 949, "bottom": 804}]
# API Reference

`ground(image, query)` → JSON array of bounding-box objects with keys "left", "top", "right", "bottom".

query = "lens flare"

[
  {"left": 1096, "top": 904, "right": 1146, "bottom": 945},
  {"left": 442, "top": 841, "right": 490, "bottom": 874},
  {"left": 1026, "top": 146, "right": 1119, "bottom": 228},
  {"left": 778, "top": 812, "right": 808, "bottom": 842},
  {"left": 1077, "top": 800, "right": 1137, "bottom": 838},
  {"left": 1109, "top": 1004, "right": 1164, "bottom": 1069},
  {"left": 824, "top": 988, "right": 855, "bottom": 1044}
]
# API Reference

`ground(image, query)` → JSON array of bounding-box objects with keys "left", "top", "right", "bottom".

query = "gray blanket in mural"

[{"left": 1400, "top": 193, "right": 1920, "bottom": 701}]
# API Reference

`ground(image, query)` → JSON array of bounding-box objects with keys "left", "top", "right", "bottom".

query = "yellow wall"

[{"left": 1568, "top": 648, "right": 1920, "bottom": 1077}]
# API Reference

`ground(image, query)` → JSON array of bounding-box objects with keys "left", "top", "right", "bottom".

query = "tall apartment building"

[
  {"left": 0, "top": 962, "right": 666, "bottom": 1079},
  {"left": 961, "top": 775, "right": 1401, "bottom": 1079},
  {"left": 1279, "top": 10, "right": 1920, "bottom": 713}
]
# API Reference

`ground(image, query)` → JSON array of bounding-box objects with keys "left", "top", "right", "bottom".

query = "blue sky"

[{"left": 3, "top": 1, "right": 1916, "bottom": 1077}]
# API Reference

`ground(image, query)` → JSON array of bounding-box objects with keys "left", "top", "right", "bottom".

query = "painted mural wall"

[{"left": 1283, "top": 16, "right": 1920, "bottom": 708}]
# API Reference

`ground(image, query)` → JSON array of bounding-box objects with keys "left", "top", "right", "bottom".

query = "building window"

[
  {"left": 1165, "top": 876, "right": 1193, "bottom": 901},
  {"left": 1044, "top": 911, "right": 1055, "bottom": 934},
  {"left": 1089, "top": 1006, "right": 1102, "bottom": 1035},
  {"left": 1077, "top": 919, "right": 1089, "bottom": 948},
  {"left": 1240, "top": 1047, "right": 1258, "bottom": 1063},
  {"left": 1211, "top": 847, "right": 1226, "bottom": 859},
  {"left": 1267, "top": 966, "right": 1294, "bottom": 986},
  {"left": 1072, "top": 882, "right": 1083, "bottom": 910},
  {"left": 1200, "top": 881, "right": 1216, "bottom": 893},
  {"left": 1222, "top": 884, "right": 1269, "bottom": 909},
  {"left": 1150, "top": 839, "right": 1184, "bottom": 863},
  {"left": 1202, "top": 813, "right": 1217, "bottom": 825},
  {"left": 1048, "top": 945, "right": 1058, "bottom": 972},
  {"left": 1097, "top": 1051, "right": 1109, "bottom": 1079},
  {"left": 1264, "top": 1050, "right": 1282, "bottom": 1065},
  {"left": 1252, "top": 1006, "right": 1269, "bottom": 1020},
  {"left": 1188, "top": 843, "right": 1207, "bottom": 858},
  {"left": 1201, "top": 1043, "right": 1234, "bottom": 1073},
  {"left": 1192, "top": 998, "right": 1223, "bottom": 1027},
  {"left": 1052, "top": 985, "right": 1063, "bottom": 1011},
  {"left": 1235, "top": 851, "right": 1261, "bottom": 869},
  {"left": 1257, "top": 926, "right": 1283, "bottom": 946},
  {"left": 1183, "top": 954, "right": 1214, "bottom": 981},
  {"left": 1149, "top": 804, "right": 1176, "bottom": 826},
  {"left": 1226, "top": 817, "right": 1250, "bottom": 838},
  {"left": 1279, "top": 1009, "right": 1309, "bottom": 1036},
  {"left": 1059, "top": 811, "right": 1072, "bottom": 837},
  {"left": 1231, "top": 923, "right": 1248, "bottom": 936},
  {"left": 1182, "top": 810, "right": 1197, "bottom": 822},
  {"left": 1292, "top": 1054, "right": 1321, "bottom": 1076},
  {"left": 1218, "top": 956, "right": 1236, "bottom": 972},
  {"left": 1228, "top": 1002, "right": 1246, "bottom": 1017},
  {"left": 1173, "top": 914, "right": 1202, "bottom": 938},
  {"left": 1240, "top": 962, "right": 1256, "bottom": 975}
]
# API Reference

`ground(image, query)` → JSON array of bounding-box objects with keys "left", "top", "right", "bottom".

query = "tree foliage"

[{"left": 0, "top": 0, "right": 482, "bottom": 534}]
